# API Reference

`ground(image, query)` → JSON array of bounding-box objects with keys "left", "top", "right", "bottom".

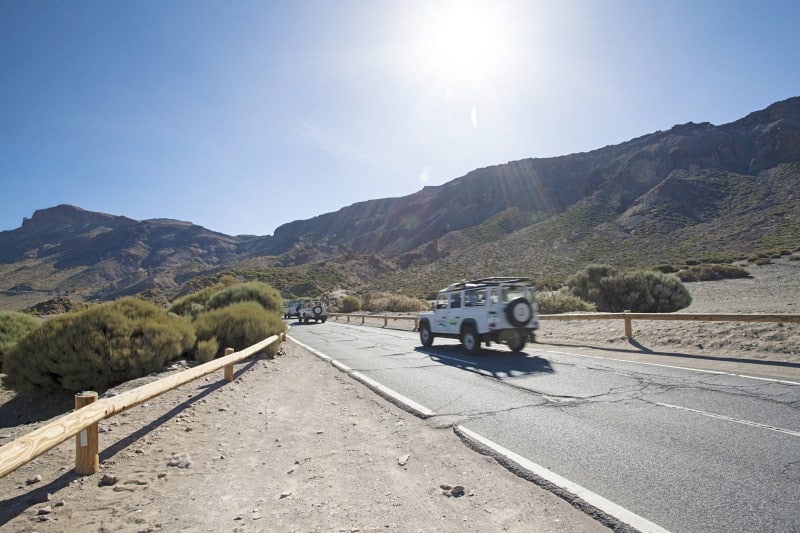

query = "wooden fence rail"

[
  {"left": 329, "top": 311, "right": 800, "bottom": 338},
  {"left": 0, "top": 330, "right": 286, "bottom": 479}
]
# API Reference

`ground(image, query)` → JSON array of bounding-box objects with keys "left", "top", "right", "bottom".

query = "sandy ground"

[
  {"left": 1, "top": 258, "right": 798, "bottom": 532},
  {"left": 0, "top": 344, "right": 607, "bottom": 533}
]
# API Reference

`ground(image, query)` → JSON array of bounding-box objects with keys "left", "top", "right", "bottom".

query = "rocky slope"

[{"left": 1, "top": 97, "right": 799, "bottom": 306}]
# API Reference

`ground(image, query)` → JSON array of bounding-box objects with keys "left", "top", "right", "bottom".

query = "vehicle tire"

[
  {"left": 461, "top": 326, "right": 481, "bottom": 355},
  {"left": 419, "top": 322, "right": 434, "bottom": 347},
  {"left": 505, "top": 298, "right": 532, "bottom": 327},
  {"left": 506, "top": 330, "right": 526, "bottom": 352},
  {"left": 313, "top": 305, "right": 323, "bottom": 315}
]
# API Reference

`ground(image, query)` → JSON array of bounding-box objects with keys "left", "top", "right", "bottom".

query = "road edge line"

[
  {"left": 454, "top": 425, "right": 670, "bottom": 533},
  {"left": 287, "top": 336, "right": 435, "bottom": 419}
]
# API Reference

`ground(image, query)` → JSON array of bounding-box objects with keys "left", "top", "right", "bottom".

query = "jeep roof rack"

[{"left": 442, "top": 277, "right": 532, "bottom": 292}]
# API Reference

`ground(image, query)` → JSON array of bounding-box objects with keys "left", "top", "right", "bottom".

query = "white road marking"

[
  {"left": 457, "top": 426, "right": 671, "bottom": 533},
  {"left": 654, "top": 402, "right": 800, "bottom": 437}
]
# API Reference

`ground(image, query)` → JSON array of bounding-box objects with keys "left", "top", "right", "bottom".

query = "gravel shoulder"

[{"left": 0, "top": 344, "right": 607, "bottom": 532}]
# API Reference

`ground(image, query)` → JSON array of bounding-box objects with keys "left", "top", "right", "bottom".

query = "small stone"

[
  {"left": 251, "top": 512, "right": 262, "bottom": 520},
  {"left": 37, "top": 506, "right": 52, "bottom": 515},
  {"left": 26, "top": 475, "right": 42, "bottom": 485},
  {"left": 279, "top": 491, "right": 292, "bottom": 499},
  {"left": 157, "top": 473, "right": 167, "bottom": 479},
  {"left": 398, "top": 454, "right": 410, "bottom": 466},
  {"left": 54, "top": 500, "right": 66, "bottom": 507},
  {"left": 439, "top": 484, "right": 452, "bottom": 491},
  {"left": 450, "top": 486, "right": 466, "bottom": 497},
  {"left": 167, "top": 453, "right": 192, "bottom": 469},
  {"left": 99, "top": 474, "right": 119, "bottom": 487}
]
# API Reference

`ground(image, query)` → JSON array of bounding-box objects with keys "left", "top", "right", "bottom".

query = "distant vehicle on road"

[
  {"left": 283, "top": 301, "right": 301, "bottom": 319},
  {"left": 418, "top": 277, "right": 538, "bottom": 354},
  {"left": 299, "top": 300, "right": 328, "bottom": 323}
]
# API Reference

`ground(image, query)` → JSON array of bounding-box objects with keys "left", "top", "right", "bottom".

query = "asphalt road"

[{"left": 288, "top": 320, "right": 800, "bottom": 532}]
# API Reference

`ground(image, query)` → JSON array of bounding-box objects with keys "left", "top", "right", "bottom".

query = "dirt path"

[{"left": 0, "top": 343, "right": 607, "bottom": 532}]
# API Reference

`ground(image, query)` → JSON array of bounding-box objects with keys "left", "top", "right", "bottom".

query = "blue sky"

[{"left": 1, "top": 0, "right": 798, "bottom": 236}]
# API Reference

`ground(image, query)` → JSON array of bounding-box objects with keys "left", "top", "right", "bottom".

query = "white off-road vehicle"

[
  {"left": 418, "top": 277, "right": 538, "bottom": 355},
  {"left": 283, "top": 301, "right": 301, "bottom": 319},
  {"left": 299, "top": 300, "right": 328, "bottom": 323}
]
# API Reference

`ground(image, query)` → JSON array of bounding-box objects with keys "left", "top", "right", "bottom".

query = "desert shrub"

[
  {"left": 565, "top": 264, "right": 617, "bottom": 306},
  {"left": 195, "top": 338, "right": 220, "bottom": 364},
  {"left": 537, "top": 292, "right": 596, "bottom": 314},
  {"left": 752, "top": 257, "right": 772, "bottom": 265},
  {"left": 599, "top": 271, "right": 692, "bottom": 312},
  {"left": 4, "top": 298, "right": 196, "bottom": 394},
  {"left": 654, "top": 264, "right": 679, "bottom": 274},
  {"left": 339, "top": 295, "right": 362, "bottom": 313},
  {"left": 361, "top": 292, "right": 430, "bottom": 313},
  {"left": 790, "top": 255, "right": 800, "bottom": 262},
  {"left": 0, "top": 311, "right": 41, "bottom": 372},
  {"left": 169, "top": 284, "right": 224, "bottom": 316},
  {"left": 676, "top": 264, "right": 751, "bottom": 282},
  {"left": 566, "top": 265, "right": 691, "bottom": 312},
  {"left": 205, "top": 281, "right": 283, "bottom": 315},
  {"left": 193, "top": 302, "right": 285, "bottom": 357},
  {"left": 25, "top": 297, "right": 89, "bottom": 316}
]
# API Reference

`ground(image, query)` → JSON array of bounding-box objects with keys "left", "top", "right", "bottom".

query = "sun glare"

[{"left": 406, "top": 1, "right": 516, "bottom": 87}]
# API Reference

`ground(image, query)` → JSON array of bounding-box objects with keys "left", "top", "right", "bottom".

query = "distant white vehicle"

[
  {"left": 283, "top": 301, "right": 301, "bottom": 319},
  {"left": 418, "top": 277, "right": 538, "bottom": 354},
  {"left": 299, "top": 300, "right": 328, "bottom": 323}
]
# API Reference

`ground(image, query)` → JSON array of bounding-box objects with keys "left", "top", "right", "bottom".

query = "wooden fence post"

[
  {"left": 414, "top": 317, "right": 419, "bottom": 331},
  {"left": 74, "top": 391, "right": 99, "bottom": 475},
  {"left": 383, "top": 316, "right": 388, "bottom": 327},
  {"left": 624, "top": 310, "right": 633, "bottom": 339},
  {"left": 346, "top": 315, "right": 350, "bottom": 323},
  {"left": 224, "top": 347, "right": 235, "bottom": 382},
  {"left": 361, "top": 315, "right": 365, "bottom": 325}
]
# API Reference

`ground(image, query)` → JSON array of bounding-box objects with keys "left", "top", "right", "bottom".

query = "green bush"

[
  {"left": 676, "top": 264, "right": 751, "bottom": 282},
  {"left": 0, "top": 311, "right": 41, "bottom": 372},
  {"left": 362, "top": 292, "right": 430, "bottom": 313},
  {"left": 599, "top": 271, "right": 692, "bottom": 312},
  {"left": 4, "top": 298, "right": 196, "bottom": 394},
  {"left": 653, "top": 264, "right": 679, "bottom": 274},
  {"left": 169, "top": 284, "right": 224, "bottom": 316},
  {"left": 195, "top": 338, "right": 220, "bottom": 364},
  {"left": 339, "top": 295, "right": 362, "bottom": 313},
  {"left": 752, "top": 257, "right": 772, "bottom": 265},
  {"left": 537, "top": 292, "right": 596, "bottom": 314},
  {"left": 790, "top": 255, "right": 800, "bottom": 262},
  {"left": 193, "top": 302, "right": 285, "bottom": 358},
  {"left": 566, "top": 265, "right": 691, "bottom": 312},
  {"left": 206, "top": 281, "right": 283, "bottom": 315}
]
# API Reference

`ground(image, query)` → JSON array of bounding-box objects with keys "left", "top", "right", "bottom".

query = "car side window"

[
  {"left": 450, "top": 292, "right": 461, "bottom": 309},
  {"left": 436, "top": 294, "right": 448, "bottom": 309}
]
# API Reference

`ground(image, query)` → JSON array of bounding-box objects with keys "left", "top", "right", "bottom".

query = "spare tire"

[
  {"left": 313, "top": 305, "right": 323, "bottom": 315},
  {"left": 505, "top": 297, "right": 532, "bottom": 327}
]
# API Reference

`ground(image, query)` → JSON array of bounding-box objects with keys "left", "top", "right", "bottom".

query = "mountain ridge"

[{"left": 1, "top": 97, "right": 799, "bottom": 307}]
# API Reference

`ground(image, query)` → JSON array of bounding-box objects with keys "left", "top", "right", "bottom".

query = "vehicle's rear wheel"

[
  {"left": 313, "top": 305, "right": 323, "bottom": 315},
  {"left": 419, "top": 322, "right": 434, "bottom": 346},
  {"left": 461, "top": 326, "right": 481, "bottom": 355},
  {"left": 505, "top": 330, "right": 526, "bottom": 352}
]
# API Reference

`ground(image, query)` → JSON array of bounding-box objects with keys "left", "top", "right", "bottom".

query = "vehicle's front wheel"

[
  {"left": 461, "top": 326, "right": 481, "bottom": 355},
  {"left": 419, "top": 322, "right": 434, "bottom": 346}
]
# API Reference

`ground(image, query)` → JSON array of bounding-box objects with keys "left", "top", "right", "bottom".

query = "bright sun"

[{"left": 409, "top": 1, "right": 513, "bottom": 86}]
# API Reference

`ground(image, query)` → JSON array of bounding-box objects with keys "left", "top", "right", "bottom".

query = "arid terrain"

[{"left": 0, "top": 258, "right": 798, "bottom": 532}]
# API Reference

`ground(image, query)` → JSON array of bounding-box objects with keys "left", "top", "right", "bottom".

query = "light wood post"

[
  {"left": 346, "top": 315, "right": 350, "bottom": 323},
  {"left": 224, "top": 347, "right": 235, "bottom": 381},
  {"left": 74, "top": 391, "right": 100, "bottom": 475},
  {"left": 414, "top": 317, "right": 419, "bottom": 331},
  {"left": 624, "top": 310, "right": 633, "bottom": 339},
  {"left": 383, "top": 316, "right": 388, "bottom": 327},
  {"left": 361, "top": 315, "right": 365, "bottom": 324}
]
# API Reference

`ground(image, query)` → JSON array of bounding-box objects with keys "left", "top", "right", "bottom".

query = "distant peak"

[{"left": 22, "top": 204, "right": 118, "bottom": 229}]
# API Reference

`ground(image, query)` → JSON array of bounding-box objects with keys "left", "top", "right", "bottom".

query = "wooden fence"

[
  {"left": 329, "top": 311, "right": 800, "bottom": 338},
  {"left": 0, "top": 331, "right": 286, "bottom": 479}
]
